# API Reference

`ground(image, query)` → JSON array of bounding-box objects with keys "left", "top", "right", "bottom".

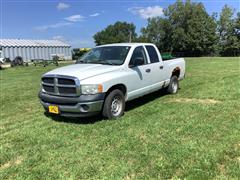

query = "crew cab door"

[
  {"left": 144, "top": 45, "right": 166, "bottom": 92},
  {"left": 126, "top": 46, "right": 153, "bottom": 100}
]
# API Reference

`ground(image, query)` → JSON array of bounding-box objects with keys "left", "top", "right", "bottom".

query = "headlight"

[{"left": 81, "top": 84, "right": 103, "bottom": 95}]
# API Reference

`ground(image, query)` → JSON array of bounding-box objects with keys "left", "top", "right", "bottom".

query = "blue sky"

[{"left": 1, "top": 0, "right": 239, "bottom": 48}]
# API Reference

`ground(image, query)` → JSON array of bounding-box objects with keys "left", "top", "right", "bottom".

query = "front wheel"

[
  {"left": 102, "top": 89, "right": 125, "bottom": 119},
  {"left": 167, "top": 76, "right": 179, "bottom": 94}
]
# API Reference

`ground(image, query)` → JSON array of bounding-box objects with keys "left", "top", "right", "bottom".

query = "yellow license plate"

[{"left": 49, "top": 105, "right": 59, "bottom": 114}]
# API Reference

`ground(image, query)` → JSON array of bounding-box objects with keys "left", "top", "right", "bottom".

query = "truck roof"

[{"left": 97, "top": 43, "right": 155, "bottom": 48}]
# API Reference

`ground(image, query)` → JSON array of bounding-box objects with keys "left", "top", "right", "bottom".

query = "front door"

[{"left": 126, "top": 46, "right": 153, "bottom": 100}]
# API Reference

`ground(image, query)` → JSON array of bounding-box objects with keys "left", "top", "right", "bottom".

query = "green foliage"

[
  {"left": 93, "top": 1, "right": 239, "bottom": 56},
  {"left": 141, "top": 0, "right": 219, "bottom": 56},
  {"left": 1, "top": 58, "right": 240, "bottom": 178},
  {"left": 218, "top": 5, "right": 240, "bottom": 56},
  {"left": 140, "top": 17, "right": 172, "bottom": 51},
  {"left": 93, "top": 21, "right": 137, "bottom": 45}
]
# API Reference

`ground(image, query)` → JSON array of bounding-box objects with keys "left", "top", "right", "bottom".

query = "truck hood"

[{"left": 44, "top": 64, "right": 120, "bottom": 80}]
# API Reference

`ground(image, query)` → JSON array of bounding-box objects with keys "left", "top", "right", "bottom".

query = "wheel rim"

[
  {"left": 111, "top": 96, "right": 123, "bottom": 117},
  {"left": 172, "top": 80, "right": 178, "bottom": 93}
]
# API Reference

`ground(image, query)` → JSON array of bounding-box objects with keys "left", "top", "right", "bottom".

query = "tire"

[
  {"left": 14, "top": 56, "right": 23, "bottom": 66},
  {"left": 102, "top": 89, "right": 125, "bottom": 119},
  {"left": 167, "top": 75, "right": 179, "bottom": 94}
]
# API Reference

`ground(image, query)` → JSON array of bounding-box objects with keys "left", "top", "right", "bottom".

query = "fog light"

[{"left": 80, "top": 104, "right": 89, "bottom": 112}]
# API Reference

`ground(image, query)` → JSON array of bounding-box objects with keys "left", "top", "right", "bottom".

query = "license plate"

[{"left": 48, "top": 105, "right": 59, "bottom": 114}]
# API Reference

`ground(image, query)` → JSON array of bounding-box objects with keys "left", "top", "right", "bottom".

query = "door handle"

[
  {"left": 159, "top": 66, "right": 163, "bottom": 69},
  {"left": 146, "top": 69, "right": 151, "bottom": 73}
]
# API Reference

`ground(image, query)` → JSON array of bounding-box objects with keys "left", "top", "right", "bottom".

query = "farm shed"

[{"left": 0, "top": 39, "right": 72, "bottom": 61}]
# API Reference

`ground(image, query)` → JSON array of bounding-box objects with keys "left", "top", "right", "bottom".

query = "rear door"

[{"left": 145, "top": 45, "right": 166, "bottom": 91}]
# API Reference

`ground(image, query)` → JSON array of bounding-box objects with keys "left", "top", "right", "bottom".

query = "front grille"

[
  {"left": 58, "top": 87, "right": 76, "bottom": 94},
  {"left": 42, "top": 77, "right": 54, "bottom": 84},
  {"left": 41, "top": 76, "right": 80, "bottom": 97},
  {"left": 42, "top": 85, "right": 54, "bottom": 93},
  {"left": 58, "top": 78, "right": 75, "bottom": 85}
]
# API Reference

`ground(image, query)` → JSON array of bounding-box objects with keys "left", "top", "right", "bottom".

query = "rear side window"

[{"left": 146, "top": 45, "right": 159, "bottom": 63}]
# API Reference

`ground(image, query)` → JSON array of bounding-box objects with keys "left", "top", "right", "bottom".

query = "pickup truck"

[{"left": 39, "top": 43, "right": 185, "bottom": 119}]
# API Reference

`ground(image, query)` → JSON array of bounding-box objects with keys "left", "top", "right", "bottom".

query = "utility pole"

[{"left": 129, "top": 31, "right": 132, "bottom": 43}]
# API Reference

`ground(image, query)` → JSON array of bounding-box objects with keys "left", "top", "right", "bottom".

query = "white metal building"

[{"left": 0, "top": 39, "right": 72, "bottom": 61}]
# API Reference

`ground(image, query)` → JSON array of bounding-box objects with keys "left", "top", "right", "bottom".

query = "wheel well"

[
  {"left": 172, "top": 67, "right": 180, "bottom": 78},
  {"left": 106, "top": 84, "right": 127, "bottom": 97}
]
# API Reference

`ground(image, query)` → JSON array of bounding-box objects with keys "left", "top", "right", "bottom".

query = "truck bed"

[{"left": 163, "top": 58, "right": 185, "bottom": 80}]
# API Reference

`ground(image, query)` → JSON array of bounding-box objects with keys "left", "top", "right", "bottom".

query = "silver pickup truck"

[{"left": 39, "top": 43, "right": 185, "bottom": 119}]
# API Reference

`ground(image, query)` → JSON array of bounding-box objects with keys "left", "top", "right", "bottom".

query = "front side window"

[
  {"left": 76, "top": 46, "right": 131, "bottom": 65},
  {"left": 129, "top": 46, "right": 147, "bottom": 67},
  {"left": 146, "top": 45, "right": 159, "bottom": 63}
]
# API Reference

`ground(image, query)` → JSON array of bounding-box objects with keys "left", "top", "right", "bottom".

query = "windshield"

[{"left": 76, "top": 46, "right": 131, "bottom": 65}]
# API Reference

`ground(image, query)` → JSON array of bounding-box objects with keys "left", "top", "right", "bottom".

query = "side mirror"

[{"left": 129, "top": 57, "right": 145, "bottom": 68}]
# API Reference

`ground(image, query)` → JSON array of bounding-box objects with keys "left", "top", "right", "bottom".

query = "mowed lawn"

[{"left": 0, "top": 57, "right": 240, "bottom": 179}]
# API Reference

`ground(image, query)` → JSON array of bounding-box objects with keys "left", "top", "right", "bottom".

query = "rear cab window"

[{"left": 145, "top": 45, "right": 160, "bottom": 63}]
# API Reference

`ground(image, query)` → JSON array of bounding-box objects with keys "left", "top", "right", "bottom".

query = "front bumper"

[{"left": 39, "top": 91, "right": 105, "bottom": 117}]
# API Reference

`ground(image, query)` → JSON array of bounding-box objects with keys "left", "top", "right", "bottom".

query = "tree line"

[{"left": 93, "top": 0, "right": 240, "bottom": 57}]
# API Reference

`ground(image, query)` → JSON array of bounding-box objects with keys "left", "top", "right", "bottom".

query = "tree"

[
  {"left": 140, "top": 17, "right": 172, "bottom": 52},
  {"left": 235, "top": 13, "right": 240, "bottom": 55},
  {"left": 181, "top": 3, "right": 218, "bottom": 56},
  {"left": 93, "top": 21, "right": 137, "bottom": 45},
  {"left": 218, "top": 5, "right": 240, "bottom": 56},
  {"left": 140, "top": 0, "right": 218, "bottom": 56}
]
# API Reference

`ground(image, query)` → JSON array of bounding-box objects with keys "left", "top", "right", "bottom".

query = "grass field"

[{"left": 0, "top": 57, "right": 240, "bottom": 179}]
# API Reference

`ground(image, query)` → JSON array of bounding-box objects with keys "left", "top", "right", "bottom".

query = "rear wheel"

[
  {"left": 167, "top": 75, "right": 179, "bottom": 94},
  {"left": 14, "top": 56, "right": 24, "bottom": 66},
  {"left": 102, "top": 89, "right": 125, "bottom": 119}
]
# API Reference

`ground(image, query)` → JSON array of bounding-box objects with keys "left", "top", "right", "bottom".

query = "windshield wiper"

[
  {"left": 76, "top": 59, "right": 114, "bottom": 65},
  {"left": 76, "top": 60, "right": 85, "bottom": 64},
  {"left": 97, "top": 60, "right": 113, "bottom": 65}
]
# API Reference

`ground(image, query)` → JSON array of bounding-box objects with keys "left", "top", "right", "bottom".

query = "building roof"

[{"left": 0, "top": 39, "right": 71, "bottom": 47}]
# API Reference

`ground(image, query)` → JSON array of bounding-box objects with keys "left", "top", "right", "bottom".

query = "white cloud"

[
  {"left": 64, "top": 14, "right": 85, "bottom": 22},
  {"left": 57, "top": 2, "right": 70, "bottom": 10},
  {"left": 128, "top": 6, "right": 164, "bottom": 19},
  {"left": 90, "top": 13, "right": 100, "bottom": 17},
  {"left": 34, "top": 14, "right": 85, "bottom": 31},
  {"left": 35, "top": 22, "right": 72, "bottom": 31}
]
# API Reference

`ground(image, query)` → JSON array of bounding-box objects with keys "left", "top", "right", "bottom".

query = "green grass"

[{"left": 0, "top": 57, "right": 240, "bottom": 179}]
